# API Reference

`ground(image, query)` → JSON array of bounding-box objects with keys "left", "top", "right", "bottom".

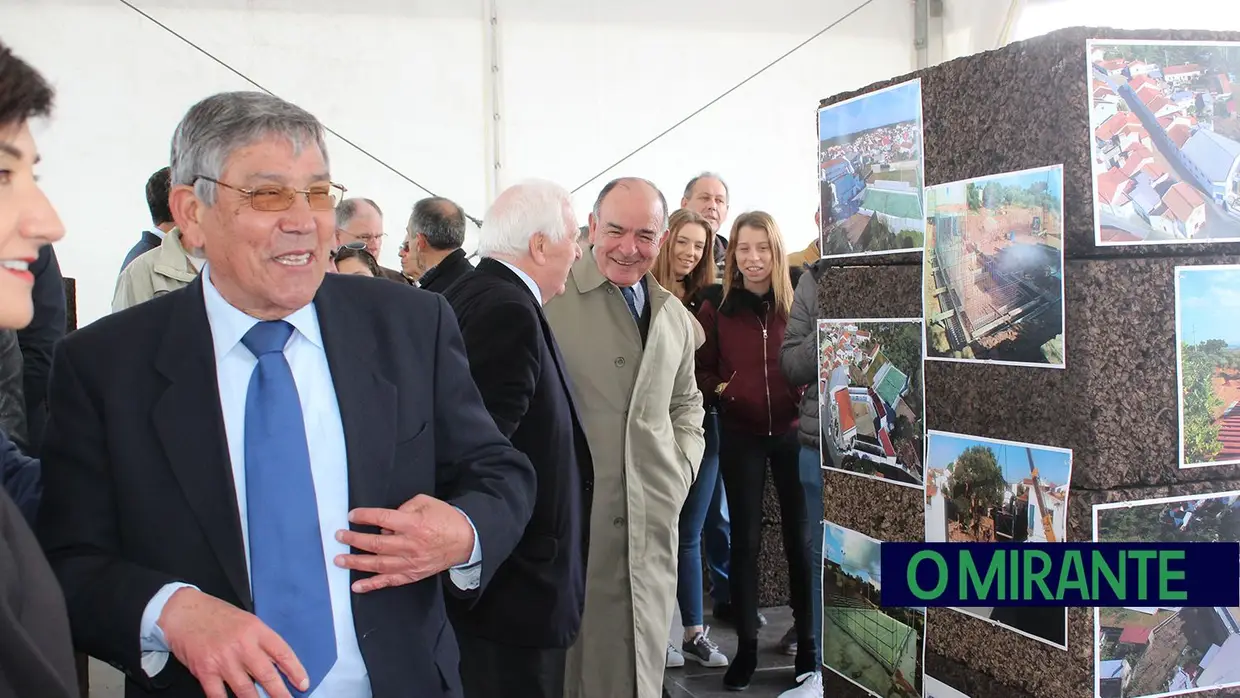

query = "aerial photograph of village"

[
  {"left": 924, "top": 430, "right": 1072, "bottom": 648},
  {"left": 817, "top": 78, "right": 925, "bottom": 258},
  {"left": 1176, "top": 265, "right": 1240, "bottom": 468},
  {"left": 823, "top": 522, "right": 924, "bottom": 698},
  {"left": 817, "top": 319, "right": 924, "bottom": 487},
  {"left": 923, "top": 165, "right": 1066, "bottom": 368},
  {"left": 1094, "top": 491, "right": 1240, "bottom": 698},
  {"left": 1089, "top": 40, "right": 1240, "bottom": 245}
]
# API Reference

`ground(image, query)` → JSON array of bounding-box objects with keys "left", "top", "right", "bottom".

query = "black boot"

[{"left": 723, "top": 639, "right": 758, "bottom": 691}]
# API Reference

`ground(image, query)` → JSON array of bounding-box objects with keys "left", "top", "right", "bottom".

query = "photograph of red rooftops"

[
  {"left": 923, "top": 165, "right": 1066, "bottom": 368},
  {"left": 817, "top": 319, "right": 924, "bottom": 488},
  {"left": 1088, "top": 40, "right": 1240, "bottom": 245},
  {"left": 817, "top": 78, "right": 925, "bottom": 259},
  {"left": 1094, "top": 491, "right": 1240, "bottom": 698},
  {"left": 1174, "top": 265, "right": 1240, "bottom": 468}
]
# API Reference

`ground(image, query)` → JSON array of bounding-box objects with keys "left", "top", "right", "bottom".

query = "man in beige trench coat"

[{"left": 545, "top": 177, "right": 706, "bottom": 698}]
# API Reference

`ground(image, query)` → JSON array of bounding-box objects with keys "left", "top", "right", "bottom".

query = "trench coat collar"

[{"left": 571, "top": 244, "right": 675, "bottom": 321}]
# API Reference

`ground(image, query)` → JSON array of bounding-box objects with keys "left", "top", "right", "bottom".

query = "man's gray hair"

[
  {"left": 592, "top": 177, "right": 669, "bottom": 229},
  {"left": 683, "top": 171, "right": 729, "bottom": 201},
  {"left": 336, "top": 197, "right": 382, "bottom": 229},
  {"left": 478, "top": 179, "right": 575, "bottom": 258},
  {"left": 409, "top": 197, "right": 467, "bottom": 250},
  {"left": 170, "top": 91, "right": 329, "bottom": 206}
]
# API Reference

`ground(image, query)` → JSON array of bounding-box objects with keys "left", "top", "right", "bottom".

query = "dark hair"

[
  {"left": 0, "top": 40, "right": 54, "bottom": 127},
  {"left": 410, "top": 197, "right": 466, "bottom": 250},
  {"left": 332, "top": 245, "right": 382, "bottom": 277},
  {"left": 592, "top": 177, "right": 669, "bottom": 229},
  {"left": 146, "top": 167, "right": 173, "bottom": 226}
]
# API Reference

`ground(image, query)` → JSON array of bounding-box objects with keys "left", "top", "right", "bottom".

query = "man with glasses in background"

[{"left": 336, "top": 197, "right": 408, "bottom": 282}]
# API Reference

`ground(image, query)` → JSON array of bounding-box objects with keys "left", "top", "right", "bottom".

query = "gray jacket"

[{"left": 780, "top": 260, "right": 825, "bottom": 450}]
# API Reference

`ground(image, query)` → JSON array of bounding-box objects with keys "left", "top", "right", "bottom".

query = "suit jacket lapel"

[
  {"left": 313, "top": 277, "right": 398, "bottom": 511},
  {"left": 477, "top": 260, "right": 585, "bottom": 423},
  {"left": 152, "top": 278, "right": 253, "bottom": 609}
]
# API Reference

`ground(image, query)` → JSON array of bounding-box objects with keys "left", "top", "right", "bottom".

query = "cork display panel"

[{"left": 813, "top": 25, "right": 1240, "bottom": 698}]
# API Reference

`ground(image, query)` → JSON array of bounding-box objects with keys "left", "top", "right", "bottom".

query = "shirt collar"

[
  {"left": 200, "top": 264, "right": 324, "bottom": 357},
  {"left": 149, "top": 228, "right": 167, "bottom": 241},
  {"left": 494, "top": 259, "right": 544, "bottom": 305}
]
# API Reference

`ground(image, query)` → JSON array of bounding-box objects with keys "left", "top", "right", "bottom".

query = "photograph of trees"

[{"left": 1176, "top": 265, "right": 1240, "bottom": 467}]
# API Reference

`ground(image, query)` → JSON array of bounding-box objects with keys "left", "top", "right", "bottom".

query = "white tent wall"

[{"left": 3, "top": 0, "right": 1004, "bottom": 327}]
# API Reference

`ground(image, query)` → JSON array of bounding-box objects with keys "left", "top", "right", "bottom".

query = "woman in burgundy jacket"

[{"left": 695, "top": 211, "right": 816, "bottom": 692}]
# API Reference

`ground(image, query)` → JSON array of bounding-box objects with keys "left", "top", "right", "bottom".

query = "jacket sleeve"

[
  {"left": 111, "top": 264, "right": 150, "bottom": 314},
  {"left": 670, "top": 309, "right": 706, "bottom": 481},
  {"left": 428, "top": 294, "right": 537, "bottom": 602},
  {"left": 0, "top": 330, "right": 29, "bottom": 450},
  {"left": 694, "top": 299, "right": 726, "bottom": 403},
  {"left": 453, "top": 299, "right": 540, "bottom": 439},
  {"left": 779, "top": 268, "right": 819, "bottom": 388},
  {"left": 0, "top": 429, "right": 40, "bottom": 527}
]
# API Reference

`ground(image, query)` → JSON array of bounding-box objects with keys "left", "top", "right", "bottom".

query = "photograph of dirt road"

[
  {"left": 817, "top": 78, "right": 925, "bottom": 259},
  {"left": 818, "top": 319, "right": 925, "bottom": 488},
  {"left": 924, "top": 165, "right": 1066, "bottom": 368},
  {"left": 1088, "top": 40, "right": 1240, "bottom": 245},
  {"left": 924, "top": 430, "right": 1071, "bottom": 649},
  {"left": 823, "top": 522, "right": 925, "bottom": 698},
  {"left": 1176, "top": 265, "right": 1240, "bottom": 468},
  {"left": 1094, "top": 491, "right": 1240, "bottom": 698}
]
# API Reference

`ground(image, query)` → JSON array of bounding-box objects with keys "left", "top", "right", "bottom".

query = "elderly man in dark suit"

[
  {"left": 441, "top": 179, "right": 591, "bottom": 698},
  {"left": 36, "top": 91, "right": 536, "bottom": 698}
]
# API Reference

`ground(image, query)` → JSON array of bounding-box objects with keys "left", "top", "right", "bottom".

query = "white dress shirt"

[
  {"left": 137, "top": 267, "right": 482, "bottom": 696},
  {"left": 495, "top": 259, "right": 543, "bottom": 305}
]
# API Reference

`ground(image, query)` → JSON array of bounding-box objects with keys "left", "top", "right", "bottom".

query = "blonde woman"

[{"left": 693, "top": 212, "right": 818, "bottom": 695}]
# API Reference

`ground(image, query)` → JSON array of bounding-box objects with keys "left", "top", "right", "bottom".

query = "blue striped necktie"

[
  {"left": 241, "top": 320, "right": 337, "bottom": 696},
  {"left": 620, "top": 285, "right": 640, "bottom": 322}
]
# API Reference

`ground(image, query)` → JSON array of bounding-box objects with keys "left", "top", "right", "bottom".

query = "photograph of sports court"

[
  {"left": 817, "top": 78, "right": 926, "bottom": 259},
  {"left": 822, "top": 522, "right": 924, "bottom": 698},
  {"left": 1094, "top": 491, "right": 1240, "bottom": 698},
  {"left": 923, "top": 165, "right": 1066, "bottom": 367}
]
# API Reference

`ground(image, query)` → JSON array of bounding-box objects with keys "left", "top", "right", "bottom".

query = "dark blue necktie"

[
  {"left": 620, "top": 285, "right": 640, "bottom": 322},
  {"left": 242, "top": 321, "right": 336, "bottom": 696}
]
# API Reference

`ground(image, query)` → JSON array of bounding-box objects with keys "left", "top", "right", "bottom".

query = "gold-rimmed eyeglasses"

[{"left": 194, "top": 175, "right": 346, "bottom": 212}]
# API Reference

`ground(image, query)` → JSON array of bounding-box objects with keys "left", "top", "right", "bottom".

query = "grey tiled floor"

[{"left": 664, "top": 603, "right": 800, "bottom": 698}]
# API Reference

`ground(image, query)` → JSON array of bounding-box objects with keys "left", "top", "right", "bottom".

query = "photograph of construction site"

[
  {"left": 925, "top": 675, "right": 972, "bottom": 698},
  {"left": 1094, "top": 491, "right": 1240, "bottom": 698},
  {"left": 1175, "top": 265, "right": 1240, "bottom": 468},
  {"left": 822, "top": 521, "right": 925, "bottom": 698},
  {"left": 923, "top": 430, "right": 1072, "bottom": 649},
  {"left": 923, "top": 164, "right": 1066, "bottom": 368},
  {"left": 817, "top": 78, "right": 926, "bottom": 259},
  {"left": 817, "top": 319, "right": 925, "bottom": 488}
]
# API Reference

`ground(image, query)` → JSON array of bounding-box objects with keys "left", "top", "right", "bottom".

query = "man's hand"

[
  {"left": 334, "top": 493, "right": 474, "bottom": 593},
  {"left": 158, "top": 587, "right": 308, "bottom": 698}
]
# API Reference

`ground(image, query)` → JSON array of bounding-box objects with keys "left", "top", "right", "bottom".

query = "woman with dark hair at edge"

[
  {"left": 652, "top": 208, "right": 732, "bottom": 672},
  {"left": 0, "top": 36, "right": 78, "bottom": 698}
]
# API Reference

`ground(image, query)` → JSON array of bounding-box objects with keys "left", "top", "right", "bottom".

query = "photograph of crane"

[
  {"left": 822, "top": 521, "right": 925, "bottom": 698},
  {"left": 923, "top": 164, "right": 1066, "bottom": 368},
  {"left": 924, "top": 429, "right": 1072, "bottom": 649}
]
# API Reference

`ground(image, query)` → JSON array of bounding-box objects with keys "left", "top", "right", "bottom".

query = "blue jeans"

[
  {"left": 703, "top": 413, "right": 731, "bottom": 605},
  {"left": 798, "top": 446, "right": 824, "bottom": 664},
  {"left": 676, "top": 412, "right": 730, "bottom": 627}
]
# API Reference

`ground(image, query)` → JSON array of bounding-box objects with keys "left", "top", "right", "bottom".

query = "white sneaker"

[
  {"left": 777, "top": 671, "right": 823, "bottom": 697},
  {"left": 666, "top": 642, "right": 685, "bottom": 668}
]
